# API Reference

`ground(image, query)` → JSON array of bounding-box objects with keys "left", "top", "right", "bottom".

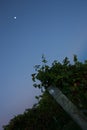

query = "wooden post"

[{"left": 47, "top": 86, "right": 87, "bottom": 130}]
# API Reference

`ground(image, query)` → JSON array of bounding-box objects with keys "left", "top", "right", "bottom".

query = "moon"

[{"left": 14, "top": 16, "right": 16, "bottom": 19}]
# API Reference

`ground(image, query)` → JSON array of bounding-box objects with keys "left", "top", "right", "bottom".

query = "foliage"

[
  {"left": 3, "top": 54, "right": 87, "bottom": 130},
  {"left": 32, "top": 55, "right": 87, "bottom": 109},
  {"left": 3, "top": 92, "right": 81, "bottom": 130}
]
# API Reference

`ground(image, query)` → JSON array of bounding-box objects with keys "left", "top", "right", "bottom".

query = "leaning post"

[{"left": 47, "top": 86, "right": 87, "bottom": 130}]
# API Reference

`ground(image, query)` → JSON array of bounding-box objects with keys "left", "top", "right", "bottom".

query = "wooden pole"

[{"left": 47, "top": 86, "right": 87, "bottom": 130}]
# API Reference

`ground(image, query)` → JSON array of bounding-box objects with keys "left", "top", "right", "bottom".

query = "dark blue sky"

[{"left": 0, "top": 0, "right": 87, "bottom": 129}]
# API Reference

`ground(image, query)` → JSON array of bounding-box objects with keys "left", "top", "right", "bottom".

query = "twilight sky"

[{"left": 0, "top": 0, "right": 87, "bottom": 129}]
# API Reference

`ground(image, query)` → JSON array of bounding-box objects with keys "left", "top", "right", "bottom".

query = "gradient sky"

[{"left": 0, "top": 0, "right": 87, "bottom": 129}]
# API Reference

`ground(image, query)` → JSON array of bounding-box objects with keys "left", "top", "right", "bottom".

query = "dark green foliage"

[
  {"left": 3, "top": 55, "right": 86, "bottom": 130},
  {"left": 32, "top": 55, "right": 87, "bottom": 110},
  {"left": 3, "top": 92, "right": 81, "bottom": 130}
]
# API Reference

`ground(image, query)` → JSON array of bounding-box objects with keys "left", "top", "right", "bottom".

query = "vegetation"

[
  {"left": 32, "top": 55, "right": 87, "bottom": 110},
  {"left": 3, "top": 92, "right": 81, "bottom": 130},
  {"left": 3, "top": 55, "right": 87, "bottom": 130}
]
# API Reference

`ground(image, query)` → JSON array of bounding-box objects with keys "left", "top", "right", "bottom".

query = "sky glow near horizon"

[{"left": 0, "top": 0, "right": 87, "bottom": 129}]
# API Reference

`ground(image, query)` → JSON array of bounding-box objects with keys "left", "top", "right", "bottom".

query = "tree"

[
  {"left": 3, "top": 91, "right": 81, "bottom": 130},
  {"left": 32, "top": 55, "right": 87, "bottom": 109},
  {"left": 3, "top": 55, "right": 85, "bottom": 130}
]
